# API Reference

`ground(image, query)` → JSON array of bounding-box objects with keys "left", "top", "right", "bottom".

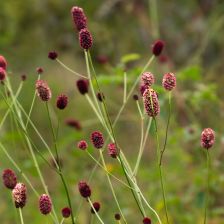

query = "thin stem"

[
  {"left": 25, "top": 74, "right": 40, "bottom": 128},
  {"left": 19, "top": 208, "right": 24, "bottom": 224},
  {"left": 204, "top": 150, "right": 210, "bottom": 224},
  {"left": 45, "top": 103, "right": 75, "bottom": 224},
  {"left": 56, "top": 58, "right": 88, "bottom": 79},
  {"left": 154, "top": 119, "right": 169, "bottom": 224},
  {"left": 149, "top": 0, "right": 159, "bottom": 38},
  {"left": 123, "top": 72, "right": 127, "bottom": 104},
  {"left": 60, "top": 218, "right": 65, "bottom": 224},
  {"left": 159, "top": 92, "right": 171, "bottom": 165},
  {"left": 87, "top": 197, "right": 104, "bottom": 224},
  {"left": 99, "top": 150, "right": 127, "bottom": 223}
]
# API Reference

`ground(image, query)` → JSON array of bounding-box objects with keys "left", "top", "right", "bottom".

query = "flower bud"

[
  {"left": 152, "top": 40, "right": 165, "bottom": 56},
  {"left": 2, "top": 169, "right": 17, "bottom": 189},
  {"left": 36, "top": 80, "right": 52, "bottom": 101},
  {"left": 39, "top": 194, "right": 52, "bottom": 215},
  {"left": 77, "top": 140, "right": 88, "bottom": 150},
  {"left": 76, "top": 79, "right": 89, "bottom": 95},
  {"left": 78, "top": 181, "right": 91, "bottom": 198},
  {"left": 90, "top": 131, "right": 104, "bottom": 149},
  {"left": 56, "top": 94, "right": 68, "bottom": 110},
  {"left": 91, "top": 202, "right": 101, "bottom": 214},
  {"left": 61, "top": 207, "right": 71, "bottom": 218}
]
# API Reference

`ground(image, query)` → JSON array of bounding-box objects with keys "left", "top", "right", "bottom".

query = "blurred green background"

[{"left": 1, "top": 0, "right": 224, "bottom": 223}]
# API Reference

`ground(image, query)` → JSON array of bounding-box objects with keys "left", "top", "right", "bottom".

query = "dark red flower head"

[
  {"left": 0, "top": 55, "right": 7, "bottom": 70},
  {"left": 56, "top": 94, "right": 68, "bottom": 110},
  {"left": 39, "top": 194, "right": 52, "bottom": 215},
  {"left": 90, "top": 131, "right": 104, "bottom": 149},
  {"left": 65, "top": 119, "right": 82, "bottom": 130},
  {"left": 61, "top": 207, "right": 71, "bottom": 218},
  {"left": 162, "top": 72, "right": 176, "bottom": 91},
  {"left": 2, "top": 169, "right": 17, "bottom": 189},
  {"left": 143, "top": 217, "right": 151, "bottom": 224},
  {"left": 78, "top": 181, "right": 91, "bottom": 198},
  {"left": 152, "top": 40, "right": 165, "bottom": 56},
  {"left": 36, "top": 67, "right": 44, "bottom": 74},
  {"left": 201, "top": 128, "right": 215, "bottom": 149},
  {"left": 141, "top": 72, "right": 155, "bottom": 87},
  {"left": 91, "top": 202, "right": 101, "bottom": 214},
  {"left": 21, "top": 74, "right": 26, "bottom": 81},
  {"left": 97, "top": 92, "right": 105, "bottom": 102},
  {"left": 133, "top": 94, "right": 139, "bottom": 101},
  {"left": 77, "top": 140, "right": 88, "bottom": 150},
  {"left": 143, "top": 88, "right": 160, "bottom": 117},
  {"left": 115, "top": 213, "right": 121, "bottom": 220},
  {"left": 0, "top": 67, "right": 6, "bottom": 81},
  {"left": 79, "top": 28, "right": 93, "bottom": 50},
  {"left": 36, "top": 80, "right": 52, "bottom": 101},
  {"left": 48, "top": 51, "right": 58, "bottom": 60},
  {"left": 12, "top": 183, "right": 27, "bottom": 208},
  {"left": 76, "top": 79, "right": 89, "bottom": 95},
  {"left": 108, "top": 143, "right": 118, "bottom": 158},
  {"left": 71, "top": 6, "right": 87, "bottom": 31}
]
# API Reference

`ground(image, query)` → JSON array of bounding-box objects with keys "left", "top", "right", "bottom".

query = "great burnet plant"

[{"left": 0, "top": 5, "right": 216, "bottom": 224}]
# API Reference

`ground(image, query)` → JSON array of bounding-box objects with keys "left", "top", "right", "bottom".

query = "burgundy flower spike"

[
  {"left": 12, "top": 183, "right": 27, "bottom": 208},
  {"left": 71, "top": 6, "right": 87, "bottom": 31},
  {"left": 201, "top": 128, "right": 215, "bottom": 149},
  {"left": 79, "top": 28, "right": 93, "bottom": 50},
  {"left": 2, "top": 169, "right": 17, "bottom": 189},
  {"left": 90, "top": 131, "right": 104, "bottom": 149},
  {"left": 39, "top": 194, "right": 52, "bottom": 215},
  {"left": 78, "top": 181, "right": 91, "bottom": 198}
]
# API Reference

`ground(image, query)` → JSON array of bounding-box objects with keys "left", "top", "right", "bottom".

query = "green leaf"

[
  {"left": 121, "top": 53, "right": 141, "bottom": 64},
  {"left": 178, "top": 65, "right": 202, "bottom": 81}
]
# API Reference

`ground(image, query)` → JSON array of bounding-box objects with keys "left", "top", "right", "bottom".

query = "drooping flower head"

[
  {"left": 12, "top": 183, "right": 27, "bottom": 208},
  {"left": 143, "top": 88, "right": 160, "bottom": 117},
  {"left": 143, "top": 217, "right": 151, "bottom": 224},
  {"left": 152, "top": 40, "right": 165, "bottom": 56},
  {"left": 39, "top": 194, "right": 52, "bottom": 215},
  {"left": 91, "top": 202, "right": 101, "bottom": 214},
  {"left": 61, "top": 207, "right": 71, "bottom": 218},
  {"left": 0, "top": 55, "right": 7, "bottom": 70},
  {"left": 108, "top": 143, "right": 118, "bottom": 158},
  {"left": 90, "top": 131, "right": 104, "bottom": 149},
  {"left": 71, "top": 6, "right": 87, "bottom": 31},
  {"left": 201, "top": 128, "right": 215, "bottom": 149},
  {"left": 76, "top": 79, "right": 89, "bottom": 95},
  {"left": 79, "top": 28, "right": 93, "bottom": 50},
  {"left": 48, "top": 51, "right": 58, "bottom": 60},
  {"left": 36, "top": 80, "right": 52, "bottom": 101},
  {"left": 65, "top": 119, "right": 82, "bottom": 130},
  {"left": 0, "top": 67, "right": 6, "bottom": 81},
  {"left": 56, "top": 94, "right": 68, "bottom": 110},
  {"left": 78, "top": 181, "right": 91, "bottom": 198},
  {"left": 2, "top": 169, "right": 17, "bottom": 189},
  {"left": 77, "top": 140, "right": 88, "bottom": 150},
  {"left": 162, "top": 72, "right": 176, "bottom": 91},
  {"left": 141, "top": 72, "right": 155, "bottom": 87}
]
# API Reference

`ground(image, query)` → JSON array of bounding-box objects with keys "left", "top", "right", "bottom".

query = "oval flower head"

[
  {"left": 162, "top": 72, "right": 176, "bottom": 91},
  {"left": 71, "top": 6, "right": 87, "bottom": 31},
  {"left": 201, "top": 128, "right": 215, "bottom": 149},
  {"left": 39, "top": 194, "right": 52, "bottom": 215},
  {"left": 36, "top": 80, "right": 52, "bottom": 101},
  {"left": 2, "top": 169, "right": 17, "bottom": 189},
  {"left": 143, "top": 88, "right": 160, "bottom": 117},
  {"left": 12, "top": 183, "right": 27, "bottom": 208}
]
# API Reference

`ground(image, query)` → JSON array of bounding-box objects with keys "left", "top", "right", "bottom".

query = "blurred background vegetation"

[{"left": 1, "top": 0, "right": 224, "bottom": 223}]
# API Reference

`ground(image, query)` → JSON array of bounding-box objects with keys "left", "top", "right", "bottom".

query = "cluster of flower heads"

[
  {"left": 71, "top": 6, "right": 93, "bottom": 50},
  {"left": 139, "top": 70, "right": 176, "bottom": 117}
]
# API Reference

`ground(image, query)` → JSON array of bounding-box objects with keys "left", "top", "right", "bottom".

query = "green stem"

[
  {"left": 19, "top": 208, "right": 24, "bottom": 224},
  {"left": 99, "top": 150, "right": 127, "bottom": 223},
  {"left": 204, "top": 150, "right": 210, "bottom": 224}
]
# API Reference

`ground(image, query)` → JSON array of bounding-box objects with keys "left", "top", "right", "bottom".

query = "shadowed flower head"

[
  {"left": 56, "top": 94, "right": 68, "bottom": 110},
  {"left": 65, "top": 119, "right": 82, "bottom": 130},
  {"left": 133, "top": 94, "right": 139, "bottom": 101},
  {"left": 36, "top": 80, "right": 52, "bottom": 101},
  {"left": 77, "top": 140, "right": 88, "bottom": 150},
  {"left": 91, "top": 202, "right": 101, "bottom": 214},
  {"left": 152, "top": 40, "right": 165, "bottom": 56},
  {"left": 76, "top": 79, "right": 89, "bottom": 95},
  {"left": 0, "top": 68, "right": 6, "bottom": 81},
  {"left": 108, "top": 143, "right": 118, "bottom": 158},
  {"left": 143, "top": 88, "right": 160, "bottom": 117},
  {"left": 201, "top": 128, "right": 215, "bottom": 149},
  {"left": 48, "top": 51, "right": 58, "bottom": 60},
  {"left": 0, "top": 55, "right": 7, "bottom": 70},
  {"left": 79, "top": 28, "right": 93, "bottom": 50},
  {"left": 141, "top": 72, "right": 155, "bottom": 87},
  {"left": 39, "top": 194, "right": 52, "bottom": 215},
  {"left": 2, "top": 169, "right": 17, "bottom": 189},
  {"left": 78, "top": 181, "right": 91, "bottom": 198},
  {"left": 90, "top": 131, "right": 104, "bottom": 149},
  {"left": 21, "top": 74, "right": 26, "bottom": 81},
  {"left": 61, "top": 207, "right": 71, "bottom": 218},
  {"left": 143, "top": 217, "right": 151, "bottom": 224},
  {"left": 12, "top": 183, "right": 27, "bottom": 208},
  {"left": 71, "top": 6, "right": 87, "bottom": 31},
  {"left": 115, "top": 213, "right": 121, "bottom": 220},
  {"left": 162, "top": 72, "right": 176, "bottom": 91}
]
